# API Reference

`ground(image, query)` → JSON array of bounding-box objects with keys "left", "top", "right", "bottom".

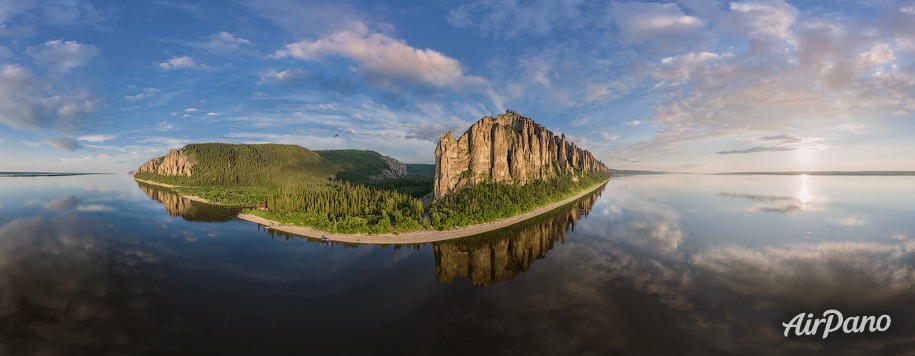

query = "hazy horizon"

[{"left": 1, "top": 1, "right": 913, "bottom": 173}]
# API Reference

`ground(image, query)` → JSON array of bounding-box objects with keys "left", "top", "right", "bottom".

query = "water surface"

[{"left": 1, "top": 173, "right": 914, "bottom": 355}]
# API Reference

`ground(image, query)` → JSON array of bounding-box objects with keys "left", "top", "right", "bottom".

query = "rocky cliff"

[
  {"left": 378, "top": 155, "right": 407, "bottom": 179},
  {"left": 434, "top": 112, "right": 608, "bottom": 198},
  {"left": 136, "top": 148, "right": 193, "bottom": 177}
]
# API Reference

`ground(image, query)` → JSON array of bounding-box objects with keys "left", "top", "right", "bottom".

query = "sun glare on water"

[{"left": 798, "top": 174, "right": 814, "bottom": 205}]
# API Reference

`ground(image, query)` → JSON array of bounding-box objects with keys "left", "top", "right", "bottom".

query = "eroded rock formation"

[
  {"left": 434, "top": 112, "right": 608, "bottom": 198},
  {"left": 433, "top": 187, "right": 602, "bottom": 287},
  {"left": 378, "top": 155, "right": 407, "bottom": 179},
  {"left": 137, "top": 149, "right": 193, "bottom": 177}
]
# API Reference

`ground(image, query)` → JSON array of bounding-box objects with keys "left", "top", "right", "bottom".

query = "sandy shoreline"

[
  {"left": 239, "top": 179, "right": 609, "bottom": 244},
  {"left": 134, "top": 175, "right": 610, "bottom": 245}
]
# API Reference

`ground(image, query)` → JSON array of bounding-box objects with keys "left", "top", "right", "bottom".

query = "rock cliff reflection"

[
  {"left": 433, "top": 187, "right": 602, "bottom": 287},
  {"left": 138, "top": 182, "right": 239, "bottom": 222}
]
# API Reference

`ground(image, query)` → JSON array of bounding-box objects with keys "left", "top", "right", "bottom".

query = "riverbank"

[
  {"left": 134, "top": 175, "right": 609, "bottom": 244},
  {"left": 239, "top": 179, "right": 609, "bottom": 244}
]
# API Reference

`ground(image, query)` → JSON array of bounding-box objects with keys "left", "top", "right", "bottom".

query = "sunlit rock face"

[
  {"left": 433, "top": 189, "right": 601, "bottom": 287},
  {"left": 433, "top": 112, "right": 608, "bottom": 198},
  {"left": 137, "top": 148, "right": 193, "bottom": 177}
]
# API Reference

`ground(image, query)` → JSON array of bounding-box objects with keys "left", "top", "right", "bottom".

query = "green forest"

[{"left": 137, "top": 143, "right": 610, "bottom": 234}]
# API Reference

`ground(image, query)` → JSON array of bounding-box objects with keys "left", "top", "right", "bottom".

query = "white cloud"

[
  {"left": 518, "top": 56, "right": 553, "bottom": 87},
  {"left": 858, "top": 43, "right": 895, "bottom": 66},
  {"left": 585, "top": 81, "right": 630, "bottom": 102},
  {"left": 156, "top": 121, "right": 174, "bottom": 131},
  {"left": 77, "top": 134, "right": 117, "bottom": 143},
  {"left": 901, "top": 6, "right": 915, "bottom": 15},
  {"left": 273, "top": 22, "right": 487, "bottom": 90},
  {"left": 729, "top": 0, "right": 798, "bottom": 40},
  {"left": 124, "top": 87, "right": 159, "bottom": 102},
  {"left": 258, "top": 68, "right": 312, "bottom": 86},
  {"left": 44, "top": 136, "right": 82, "bottom": 152},
  {"left": 624, "top": 120, "right": 641, "bottom": 126},
  {"left": 184, "top": 107, "right": 198, "bottom": 113},
  {"left": 609, "top": 2, "right": 705, "bottom": 44},
  {"left": 0, "top": 64, "right": 99, "bottom": 132},
  {"left": 601, "top": 132, "right": 620, "bottom": 141},
  {"left": 158, "top": 56, "right": 208, "bottom": 70},
  {"left": 188, "top": 32, "right": 252, "bottom": 52},
  {"left": 25, "top": 39, "right": 99, "bottom": 71}
]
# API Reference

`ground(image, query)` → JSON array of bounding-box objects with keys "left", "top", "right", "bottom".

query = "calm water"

[{"left": 2, "top": 174, "right": 915, "bottom": 355}]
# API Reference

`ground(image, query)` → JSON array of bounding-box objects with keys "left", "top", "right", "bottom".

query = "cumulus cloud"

[
  {"left": 76, "top": 134, "right": 117, "bottom": 142},
  {"left": 187, "top": 31, "right": 252, "bottom": 52},
  {"left": 624, "top": 120, "right": 641, "bottom": 126},
  {"left": 729, "top": 0, "right": 798, "bottom": 40},
  {"left": 124, "top": 87, "right": 159, "bottom": 102},
  {"left": 273, "top": 22, "right": 487, "bottom": 90},
  {"left": 45, "top": 136, "right": 82, "bottom": 152},
  {"left": 259, "top": 68, "right": 312, "bottom": 86},
  {"left": 158, "top": 56, "right": 208, "bottom": 70},
  {"left": 0, "top": 64, "right": 98, "bottom": 132},
  {"left": 25, "top": 39, "right": 99, "bottom": 72},
  {"left": 608, "top": 2, "right": 705, "bottom": 44}
]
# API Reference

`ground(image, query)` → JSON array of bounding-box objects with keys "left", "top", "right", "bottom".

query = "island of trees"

[{"left": 134, "top": 113, "right": 611, "bottom": 235}]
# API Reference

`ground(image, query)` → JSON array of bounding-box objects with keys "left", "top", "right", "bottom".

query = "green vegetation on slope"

[
  {"left": 135, "top": 143, "right": 340, "bottom": 187},
  {"left": 427, "top": 171, "right": 610, "bottom": 230},
  {"left": 252, "top": 181, "right": 427, "bottom": 234},
  {"left": 405, "top": 164, "right": 435, "bottom": 175},
  {"left": 315, "top": 149, "right": 392, "bottom": 183}
]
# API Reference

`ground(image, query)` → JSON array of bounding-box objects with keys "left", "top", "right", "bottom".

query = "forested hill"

[
  {"left": 315, "top": 149, "right": 407, "bottom": 183},
  {"left": 134, "top": 143, "right": 342, "bottom": 187},
  {"left": 134, "top": 143, "right": 417, "bottom": 188}
]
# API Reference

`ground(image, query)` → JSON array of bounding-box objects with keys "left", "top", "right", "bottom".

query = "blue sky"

[{"left": 1, "top": 0, "right": 914, "bottom": 173}]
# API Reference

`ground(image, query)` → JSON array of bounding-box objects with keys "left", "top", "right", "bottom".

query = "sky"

[{"left": 0, "top": 0, "right": 914, "bottom": 173}]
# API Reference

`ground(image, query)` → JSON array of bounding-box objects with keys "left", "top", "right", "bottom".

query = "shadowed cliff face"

[
  {"left": 433, "top": 185, "right": 604, "bottom": 287},
  {"left": 433, "top": 112, "right": 609, "bottom": 198},
  {"left": 137, "top": 183, "right": 238, "bottom": 222}
]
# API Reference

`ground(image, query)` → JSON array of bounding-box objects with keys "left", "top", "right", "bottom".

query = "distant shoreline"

[
  {"left": 134, "top": 175, "right": 610, "bottom": 245},
  {"left": 713, "top": 171, "right": 915, "bottom": 176},
  {"left": 1, "top": 172, "right": 108, "bottom": 177}
]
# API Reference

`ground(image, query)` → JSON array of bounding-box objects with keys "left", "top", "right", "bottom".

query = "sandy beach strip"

[{"left": 237, "top": 179, "right": 610, "bottom": 244}]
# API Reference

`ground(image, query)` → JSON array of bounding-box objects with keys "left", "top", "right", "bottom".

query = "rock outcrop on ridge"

[
  {"left": 433, "top": 111, "right": 608, "bottom": 198},
  {"left": 378, "top": 155, "right": 407, "bottom": 179},
  {"left": 137, "top": 148, "right": 193, "bottom": 177}
]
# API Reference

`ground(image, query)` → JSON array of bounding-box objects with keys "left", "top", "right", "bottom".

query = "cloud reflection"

[{"left": 0, "top": 214, "right": 160, "bottom": 354}]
